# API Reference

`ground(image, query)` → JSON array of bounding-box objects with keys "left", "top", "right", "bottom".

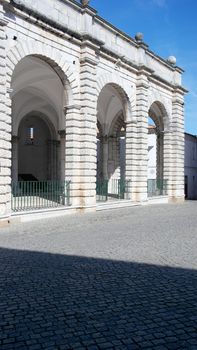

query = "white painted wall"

[{"left": 148, "top": 132, "right": 197, "bottom": 199}]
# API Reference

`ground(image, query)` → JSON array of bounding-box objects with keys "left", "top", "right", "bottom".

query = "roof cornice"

[
  {"left": 5, "top": 0, "right": 187, "bottom": 91},
  {"left": 8, "top": 0, "right": 185, "bottom": 73}
]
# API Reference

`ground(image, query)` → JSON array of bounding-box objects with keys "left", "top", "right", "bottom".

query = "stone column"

[
  {"left": 156, "top": 129, "right": 164, "bottom": 180},
  {"left": 79, "top": 39, "right": 98, "bottom": 207},
  {"left": 168, "top": 89, "right": 185, "bottom": 202},
  {"left": 114, "top": 137, "right": 120, "bottom": 179},
  {"left": 125, "top": 120, "right": 138, "bottom": 200},
  {"left": 108, "top": 136, "right": 121, "bottom": 178},
  {"left": 47, "top": 140, "right": 58, "bottom": 180},
  {"left": 102, "top": 136, "right": 108, "bottom": 180},
  {"left": 64, "top": 104, "right": 83, "bottom": 207},
  {"left": 135, "top": 70, "right": 150, "bottom": 202},
  {"left": 58, "top": 130, "right": 66, "bottom": 182},
  {"left": 163, "top": 129, "right": 172, "bottom": 196},
  {"left": 54, "top": 140, "right": 59, "bottom": 180},
  {"left": 47, "top": 140, "right": 52, "bottom": 180},
  {"left": 11, "top": 136, "right": 18, "bottom": 183},
  {"left": 0, "top": 15, "right": 11, "bottom": 217}
]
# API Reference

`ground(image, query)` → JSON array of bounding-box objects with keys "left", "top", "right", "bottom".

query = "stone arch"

[
  {"left": 97, "top": 120, "right": 103, "bottom": 139},
  {"left": 6, "top": 40, "right": 80, "bottom": 105},
  {"left": 148, "top": 96, "right": 171, "bottom": 131},
  {"left": 109, "top": 112, "right": 125, "bottom": 137},
  {"left": 8, "top": 42, "right": 79, "bottom": 185},
  {"left": 96, "top": 75, "right": 131, "bottom": 183},
  {"left": 12, "top": 87, "right": 60, "bottom": 136},
  {"left": 16, "top": 112, "right": 59, "bottom": 182},
  {"left": 15, "top": 110, "right": 57, "bottom": 139},
  {"left": 96, "top": 73, "right": 135, "bottom": 122},
  {"left": 149, "top": 101, "right": 168, "bottom": 129},
  {"left": 148, "top": 101, "right": 168, "bottom": 182},
  {"left": 108, "top": 111, "right": 126, "bottom": 180}
]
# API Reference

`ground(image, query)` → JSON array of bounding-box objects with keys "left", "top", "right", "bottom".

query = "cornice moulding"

[
  {"left": 137, "top": 65, "right": 154, "bottom": 76},
  {"left": 150, "top": 74, "right": 188, "bottom": 94},
  {"left": 173, "top": 85, "right": 188, "bottom": 94},
  {"left": 6, "top": 1, "right": 186, "bottom": 95},
  {"left": 80, "top": 56, "right": 98, "bottom": 66},
  {"left": 146, "top": 49, "right": 184, "bottom": 73},
  {"left": 64, "top": 104, "right": 82, "bottom": 112},
  {"left": 80, "top": 34, "right": 104, "bottom": 49},
  {"left": 0, "top": 17, "right": 8, "bottom": 26},
  {"left": 8, "top": 0, "right": 184, "bottom": 76}
]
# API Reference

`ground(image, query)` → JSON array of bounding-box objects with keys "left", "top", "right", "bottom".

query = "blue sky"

[{"left": 90, "top": 0, "right": 197, "bottom": 135}]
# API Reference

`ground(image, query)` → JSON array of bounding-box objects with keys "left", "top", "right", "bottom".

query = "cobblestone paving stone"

[{"left": 0, "top": 202, "right": 197, "bottom": 349}]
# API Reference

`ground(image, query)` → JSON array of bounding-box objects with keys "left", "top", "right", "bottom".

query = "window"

[{"left": 26, "top": 127, "right": 34, "bottom": 145}]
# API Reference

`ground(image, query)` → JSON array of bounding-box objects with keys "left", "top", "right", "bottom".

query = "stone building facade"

[{"left": 0, "top": 0, "right": 187, "bottom": 220}]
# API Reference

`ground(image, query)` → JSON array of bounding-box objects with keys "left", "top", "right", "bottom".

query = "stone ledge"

[
  {"left": 11, "top": 206, "right": 80, "bottom": 223},
  {"left": 96, "top": 200, "right": 140, "bottom": 211},
  {"left": 169, "top": 196, "right": 185, "bottom": 204},
  {"left": 147, "top": 196, "right": 169, "bottom": 205}
]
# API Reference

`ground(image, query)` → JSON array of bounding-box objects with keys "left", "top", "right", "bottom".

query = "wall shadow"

[{"left": 0, "top": 247, "right": 196, "bottom": 349}]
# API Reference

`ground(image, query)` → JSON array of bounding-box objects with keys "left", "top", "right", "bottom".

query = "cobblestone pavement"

[{"left": 0, "top": 202, "right": 197, "bottom": 350}]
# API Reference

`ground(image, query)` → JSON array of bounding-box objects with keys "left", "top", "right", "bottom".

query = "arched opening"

[
  {"left": 108, "top": 113, "right": 126, "bottom": 181},
  {"left": 148, "top": 101, "right": 167, "bottom": 196},
  {"left": 96, "top": 83, "right": 128, "bottom": 201},
  {"left": 11, "top": 56, "right": 68, "bottom": 210},
  {"left": 18, "top": 114, "right": 57, "bottom": 181}
]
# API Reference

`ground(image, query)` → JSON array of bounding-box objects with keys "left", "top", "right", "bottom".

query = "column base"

[
  {"left": 169, "top": 196, "right": 185, "bottom": 204},
  {"left": 71, "top": 193, "right": 96, "bottom": 208},
  {"left": 132, "top": 192, "right": 148, "bottom": 202}
]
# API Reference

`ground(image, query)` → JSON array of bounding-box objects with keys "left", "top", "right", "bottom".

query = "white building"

[
  {"left": 148, "top": 130, "right": 197, "bottom": 200},
  {"left": 185, "top": 133, "right": 197, "bottom": 199},
  {"left": 0, "top": 0, "right": 187, "bottom": 222}
]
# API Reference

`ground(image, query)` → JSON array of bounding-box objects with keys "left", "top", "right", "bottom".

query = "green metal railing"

[
  {"left": 96, "top": 179, "right": 108, "bottom": 201},
  {"left": 147, "top": 179, "right": 168, "bottom": 197},
  {"left": 109, "top": 179, "right": 128, "bottom": 199},
  {"left": 11, "top": 180, "right": 71, "bottom": 212},
  {"left": 96, "top": 178, "right": 130, "bottom": 202}
]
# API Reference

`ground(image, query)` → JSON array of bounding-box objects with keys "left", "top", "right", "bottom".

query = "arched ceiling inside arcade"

[
  {"left": 97, "top": 84, "right": 125, "bottom": 136},
  {"left": 148, "top": 101, "right": 168, "bottom": 131},
  {"left": 11, "top": 56, "right": 66, "bottom": 134}
]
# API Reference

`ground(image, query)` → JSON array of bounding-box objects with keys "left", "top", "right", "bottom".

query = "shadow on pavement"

[{"left": 0, "top": 247, "right": 196, "bottom": 349}]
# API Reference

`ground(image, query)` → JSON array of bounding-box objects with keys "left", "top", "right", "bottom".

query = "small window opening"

[
  {"left": 26, "top": 127, "right": 34, "bottom": 145},
  {"left": 30, "top": 127, "right": 34, "bottom": 140}
]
